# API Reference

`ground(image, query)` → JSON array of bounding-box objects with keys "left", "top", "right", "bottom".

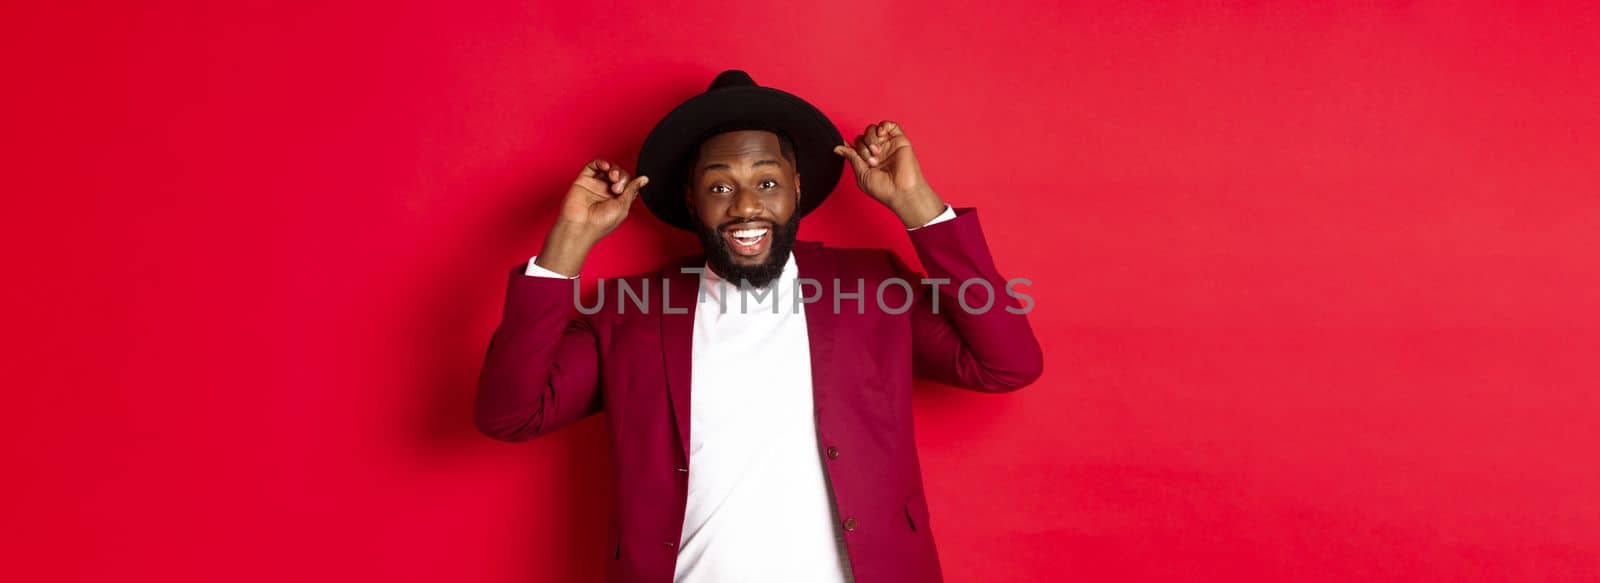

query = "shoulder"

[
  {"left": 609, "top": 252, "right": 703, "bottom": 283},
  {"left": 582, "top": 255, "right": 701, "bottom": 325},
  {"left": 795, "top": 239, "right": 901, "bottom": 278}
]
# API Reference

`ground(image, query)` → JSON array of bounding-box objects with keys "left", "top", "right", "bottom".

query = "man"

[{"left": 475, "top": 70, "right": 1043, "bottom": 583}]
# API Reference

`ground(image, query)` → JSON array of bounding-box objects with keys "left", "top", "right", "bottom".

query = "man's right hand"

[{"left": 533, "top": 159, "right": 648, "bottom": 277}]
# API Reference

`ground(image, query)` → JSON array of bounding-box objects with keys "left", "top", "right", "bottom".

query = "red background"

[{"left": 4, "top": 1, "right": 1598, "bottom": 581}]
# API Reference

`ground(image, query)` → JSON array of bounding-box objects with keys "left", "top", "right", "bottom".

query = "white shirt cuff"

[
  {"left": 907, "top": 204, "right": 956, "bottom": 231},
  {"left": 523, "top": 256, "right": 577, "bottom": 279}
]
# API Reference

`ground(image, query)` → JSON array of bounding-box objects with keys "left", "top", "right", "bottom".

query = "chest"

[{"left": 688, "top": 281, "right": 816, "bottom": 433}]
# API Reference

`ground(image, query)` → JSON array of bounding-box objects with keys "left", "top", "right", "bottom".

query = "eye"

[
  {"left": 759, "top": 179, "right": 778, "bottom": 189},
  {"left": 710, "top": 184, "right": 732, "bottom": 194}
]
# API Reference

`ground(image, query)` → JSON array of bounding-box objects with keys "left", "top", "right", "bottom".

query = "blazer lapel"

[
  {"left": 792, "top": 241, "right": 840, "bottom": 421},
  {"left": 660, "top": 259, "right": 700, "bottom": 464}
]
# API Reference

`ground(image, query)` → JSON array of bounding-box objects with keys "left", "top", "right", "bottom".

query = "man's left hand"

[{"left": 834, "top": 120, "right": 948, "bottom": 228}]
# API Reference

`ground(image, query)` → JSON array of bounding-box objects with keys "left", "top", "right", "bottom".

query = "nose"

[{"left": 727, "top": 186, "right": 764, "bottom": 221}]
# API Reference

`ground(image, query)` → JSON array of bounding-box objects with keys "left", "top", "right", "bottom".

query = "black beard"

[{"left": 694, "top": 215, "right": 800, "bottom": 289}]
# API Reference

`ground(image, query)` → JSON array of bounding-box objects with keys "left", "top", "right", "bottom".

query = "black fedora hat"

[{"left": 636, "top": 70, "right": 845, "bottom": 232}]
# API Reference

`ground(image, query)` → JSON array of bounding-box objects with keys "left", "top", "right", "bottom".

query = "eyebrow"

[{"left": 702, "top": 159, "right": 781, "bottom": 171}]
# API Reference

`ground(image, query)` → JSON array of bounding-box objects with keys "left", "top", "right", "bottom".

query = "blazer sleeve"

[
  {"left": 896, "top": 207, "right": 1044, "bottom": 392},
  {"left": 473, "top": 262, "right": 603, "bottom": 441}
]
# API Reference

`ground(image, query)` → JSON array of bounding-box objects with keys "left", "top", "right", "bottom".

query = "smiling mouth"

[{"left": 722, "top": 224, "right": 771, "bottom": 257}]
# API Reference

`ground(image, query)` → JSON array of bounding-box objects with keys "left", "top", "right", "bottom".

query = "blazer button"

[
  {"left": 825, "top": 446, "right": 840, "bottom": 459},
  {"left": 842, "top": 517, "right": 858, "bottom": 532}
]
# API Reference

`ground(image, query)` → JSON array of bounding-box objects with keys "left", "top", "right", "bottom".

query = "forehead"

[{"left": 694, "top": 130, "right": 786, "bottom": 170}]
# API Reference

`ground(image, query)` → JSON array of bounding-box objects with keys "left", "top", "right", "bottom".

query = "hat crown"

[
  {"left": 707, "top": 69, "right": 756, "bottom": 91},
  {"left": 637, "top": 70, "right": 843, "bottom": 231}
]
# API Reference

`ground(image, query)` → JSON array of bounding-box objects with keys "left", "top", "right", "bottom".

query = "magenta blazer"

[{"left": 475, "top": 207, "right": 1044, "bottom": 582}]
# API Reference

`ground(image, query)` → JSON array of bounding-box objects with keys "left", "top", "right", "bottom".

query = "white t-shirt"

[{"left": 672, "top": 254, "right": 854, "bottom": 582}]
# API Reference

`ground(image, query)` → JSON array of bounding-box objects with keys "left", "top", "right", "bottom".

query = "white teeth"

[{"left": 731, "top": 228, "right": 768, "bottom": 238}]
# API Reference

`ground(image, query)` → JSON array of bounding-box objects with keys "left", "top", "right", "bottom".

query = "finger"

[
  {"left": 610, "top": 168, "right": 633, "bottom": 194},
  {"left": 863, "top": 127, "right": 882, "bottom": 155},
  {"left": 854, "top": 136, "right": 877, "bottom": 167},
  {"left": 863, "top": 124, "right": 885, "bottom": 150},
  {"left": 878, "top": 121, "right": 911, "bottom": 155},
  {"left": 581, "top": 159, "right": 610, "bottom": 179},
  {"left": 833, "top": 144, "right": 868, "bottom": 174},
  {"left": 620, "top": 175, "right": 648, "bottom": 204},
  {"left": 880, "top": 120, "right": 902, "bottom": 139}
]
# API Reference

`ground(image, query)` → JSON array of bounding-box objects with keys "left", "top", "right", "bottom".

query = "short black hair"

[{"left": 683, "top": 121, "right": 797, "bottom": 177}]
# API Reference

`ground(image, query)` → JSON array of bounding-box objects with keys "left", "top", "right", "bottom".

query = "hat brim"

[{"left": 637, "top": 86, "right": 844, "bottom": 232}]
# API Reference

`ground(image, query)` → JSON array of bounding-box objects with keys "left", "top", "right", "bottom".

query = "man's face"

[{"left": 685, "top": 130, "right": 801, "bottom": 287}]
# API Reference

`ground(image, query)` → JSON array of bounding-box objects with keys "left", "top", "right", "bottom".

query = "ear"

[{"left": 794, "top": 173, "right": 802, "bottom": 201}]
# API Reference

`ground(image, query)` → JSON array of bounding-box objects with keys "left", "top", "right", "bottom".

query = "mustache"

[{"left": 715, "top": 218, "right": 779, "bottom": 231}]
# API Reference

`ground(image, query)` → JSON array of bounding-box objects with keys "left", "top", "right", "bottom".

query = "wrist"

[
  {"left": 536, "top": 223, "right": 600, "bottom": 277},
  {"left": 549, "top": 218, "right": 609, "bottom": 245},
  {"left": 890, "top": 188, "right": 947, "bottom": 228}
]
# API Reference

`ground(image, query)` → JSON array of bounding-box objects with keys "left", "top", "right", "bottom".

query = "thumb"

[
  {"left": 833, "top": 145, "right": 868, "bottom": 177},
  {"left": 620, "top": 175, "right": 648, "bottom": 206}
]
